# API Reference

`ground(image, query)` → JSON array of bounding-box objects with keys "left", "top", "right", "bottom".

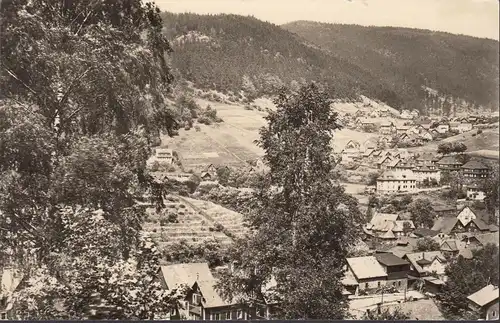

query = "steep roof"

[
  {"left": 470, "top": 218, "right": 490, "bottom": 231},
  {"left": 461, "top": 160, "right": 490, "bottom": 170},
  {"left": 194, "top": 279, "right": 236, "bottom": 308},
  {"left": 376, "top": 155, "right": 392, "bottom": 165},
  {"left": 467, "top": 284, "right": 500, "bottom": 307},
  {"left": 375, "top": 253, "right": 410, "bottom": 267},
  {"left": 387, "top": 159, "right": 401, "bottom": 168},
  {"left": 432, "top": 217, "right": 460, "bottom": 234},
  {"left": 437, "top": 155, "right": 463, "bottom": 165},
  {"left": 440, "top": 239, "right": 466, "bottom": 252},
  {"left": 404, "top": 251, "right": 447, "bottom": 274},
  {"left": 363, "top": 148, "right": 375, "bottom": 157},
  {"left": 475, "top": 232, "right": 500, "bottom": 247},
  {"left": 393, "top": 220, "right": 415, "bottom": 232},
  {"left": 346, "top": 256, "right": 387, "bottom": 280},
  {"left": 159, "top": 263, "right": 214, "bottom": 290}
]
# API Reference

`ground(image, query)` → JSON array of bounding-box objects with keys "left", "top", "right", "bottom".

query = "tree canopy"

[
  {"left": 216, "top": 83, "right": 363, "bottom": 319},
  {"left": 0, "top": 0, "right": 184, "bottom": 318}
]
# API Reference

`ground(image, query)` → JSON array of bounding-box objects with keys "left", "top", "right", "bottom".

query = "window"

[
  {"left": 220, "top": 312, "right": 227, "bottom": 320},
  {"left": 0, "top": 313, "right": 6, "bottom": 320},
  {"left": 491, "top": 310, "right": 497, "bottom": 318},
  {"left": 364, "top": 283, "right": 368, "bottom": 289},
  {"left": 170, "top": 308, "right": 176, "bottom": 316},
  {"left": 377, "top": 281, "right": 381, "bottom": 288},
  {"left": 237, "top": 310, "right": 244, "bottom": 319},
  {"left": 398, "top": 281, "right": 402, "bottom": 287},
  {"left": 192, "top": 294, "right": 199, "bottom": 305},
  {"left": 214, "top": 313, "right": 221, "bottom": 320}
]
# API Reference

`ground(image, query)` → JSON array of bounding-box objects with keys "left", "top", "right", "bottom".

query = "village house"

[
  {"left": 395, "top": 125, "right": 411, "bottom": 135},
  {"left": 439, "top": 239, "right": 470, "bottom": 258},
  {"left": 403, "top": 251, "right": 448, "bottom": 286},
  {"left": 374, "top": 253, "right": 411, "bottom": 291},
  {"left": 457, "top": 122, "right": 473, "bottom": 133},
  {"left": 412, "top": 164, "right": 441, "bottom": 185},
  {"left": 449, "top": 121, "right": 460, "bottom": 131},
  {"left": 157, "top": 263, "right": 218, "bottom": 319},
  {"left": 365, "top": 213, "right": 415, "bottom": 240},
  {"left": 419, "top": 130, "right": 433, "bottom": 141},
  {"left": 461, "top": 160, "right": 490, "bottom": 179},
  {"left": 155, "top": 148, "right": 174, "bottom": 164},
  {"left": 466, "top": 185, "right": 486, "bottom": 200},
  {"left": 436, "top": 123, "right": 450, "bottom": 134},
  {"left": 410, "top": 110, "right": 419, "bottom": 119},
  {"left": 376, "top": 172, "right": 417, "bottom": 194},
  {"left": 356, "top": 118, "right": 376, "bottom": 128},
  {"left": 344, "top": 256, "right": 388, "bottom": 294},
  {"left": 436, "top": 155, "right": 464, "bottom": 172},
  {"left": 376, "top": 155, "right": 393, "bottom": 170},
  {"left": 391, "top": 161, "right": 415, "bottom": 178},
  {"left": 379, "top": 107, "right": 390, "bottom": 117},
  {"left": 459, "top": 231, "right": 499, "bottom": 250},
  {"left": 185, "top": 280, "right": 250, "bottom": 320},
  {"left": 467, "top": 284, "right": 499, "bottom": 320},
  {"left": 379, "top": 122, "right": 396, "bottom": 135}
]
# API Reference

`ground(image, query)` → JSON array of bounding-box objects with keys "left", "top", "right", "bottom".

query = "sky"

[{"left": 154, "top": 0, "right": 499, "bottom": 40}]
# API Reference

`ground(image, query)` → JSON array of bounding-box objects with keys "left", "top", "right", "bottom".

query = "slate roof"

[
  {"left": 159, "top": 263, "right": 214, "bottom": 290},
  {"left": 404, "top": 251, "right": 447, "bottom": 274},
  {"left": 375, "top": 253, "right": 410, "bottom": 267},
  {"left": 467, "top": 284, "right": 500, "bottom": 307},
  {"left": 346, "top": 256, "right": 387, "bottom": 280},
  {"left": 194, "top": 280, "right": 237, "bottom": 308},
  {"left": 475, "top": 232, "right": 500, "bottom": 247},
  {"left": 461, "top": 160, "right": 490, "bottom": 170},
  {"left": 431, "top": 217, "right": 459, "bottom": 235},
  {"left": 437, "top": 155, "right": 463, "bottom": 165}
]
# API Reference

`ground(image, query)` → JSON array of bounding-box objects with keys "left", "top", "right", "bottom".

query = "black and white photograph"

[{"left": 0, "top": 0, "right": 498, "bottom": 320}]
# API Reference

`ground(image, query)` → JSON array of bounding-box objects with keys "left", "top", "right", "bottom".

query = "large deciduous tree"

[
  {"left": 0, "top": 0, "right": 184, "bottom": 318},
  {"left": 216, "top": 83, "right": 363, "bottom": 319}
]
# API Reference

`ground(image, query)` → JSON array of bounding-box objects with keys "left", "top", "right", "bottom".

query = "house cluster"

[
  {"left": 376, "top": 154, "right": 491, "bottom": 195},
  {"left": 156, "top": 262, "right": 276, "bottom": 321},
  {"left": 346, "top": 205, "right": 499, "bottom": 320}
]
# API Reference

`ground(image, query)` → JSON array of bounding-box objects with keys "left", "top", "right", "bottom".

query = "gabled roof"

[
  {"left": 475, "top": 232, "right": 500, "bottom": 247},
  {"left": 363, "top": 148, "right": 375, "bottom": 157},
  {"left": 467, "top": 284, "right": 499, "bottom": 307},
  {"left": 381, "top": 230, "right": 397, "bottom": 239},
  {"left": 375, "top": 253, "right": 410, "bottom": 267},
  {"left": 431, "top": 217, "right": 460, "bottom": 235},
  {"left": 404, "top": 251, "right": 447, "bottom": 274},
  {"left": 461, "top": 160, "right": 490, "bottom": 170},
  {"left": 437, "top": 155, "right": 463, "bottom": 165},
  {"left": 387, "top": 159, "right": 401, "bottom": 168},
  {"left": 376, "top": 155, "right": 392, "bottom": 165},
  {"left": 159, "top": 263, "right": 214, "bottom": 290},
  {"left": 440, "top": 239, "right": 466, "bottom": 252},
  {"left": 469, "top": 218, "right": 490, "bottom": 231},
  {"left": 393, "top": 220, "right": 415, "bottom": 232},
  {"left": 370, "top": 213, "right": 399, "bottom": 227},
  {"left": 194, "top": 279, "right": 236, "bottom": 308},
  {"left": 346, "top": 256, "right": 388, "bottom": 280}
]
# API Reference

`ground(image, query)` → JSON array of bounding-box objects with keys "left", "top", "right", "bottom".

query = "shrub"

[
  {"left": 477, "top": 129, "right": 483, "bottom": 135},
  {"left": 213, "top": 223, "right": 224, "bottom": 232},
  {"left": 195, "top": 125, "right": 201, "bottom": 132},
  {"left": 159, "top": 219, "right": 169, "bottom": 226},
  {"left": 168, "top": 212, "right": 178, "bottom": 223}
]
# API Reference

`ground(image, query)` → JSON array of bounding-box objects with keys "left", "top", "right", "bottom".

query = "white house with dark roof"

[
  {"left": 467, "top": 284, "right": 499, "bottom": 320},
  {"left": 376, "top": 172, "right": 417, "bottom": 194},
  {"left": 403, "top": 251, "right": 448, "bottom": 280}
]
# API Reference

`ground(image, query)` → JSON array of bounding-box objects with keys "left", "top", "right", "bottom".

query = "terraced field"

[
  {"left": 180, "top": 196, "right": 247, "bottom": 238},
  {"left": 143, "top": 195, "right": 235, "bottom": 249},
  {"left": 142, "top": 194, "right": 246, "bottom": 251}
]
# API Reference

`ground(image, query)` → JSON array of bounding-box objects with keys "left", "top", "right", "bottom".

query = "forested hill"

[
  {"left": 160, "top": 12, "right": 499, "bottom": 111},
  {"left": 283, "top": 21, "right": 499, "bottom": 111},
  {"left": 160, "top": 12, "right": 402, "bottom": 105}
]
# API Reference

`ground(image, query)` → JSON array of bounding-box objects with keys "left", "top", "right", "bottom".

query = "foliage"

[
  {"left": 481, "top": 166, "right": 499, "bottom": 215},
  {"left": 283, "top": 21, "right": 498, "bottom": 110},
  {"left": 14, "top": 207, "right": 185, "bottom": 320},
  {"left": 437, "top": 142, "right": 468, "bottom": 154},
  {"left": 216, "top": 84, "right": 363, "bottom": 319},
  {"left": 366, "top": 172, "right": 380, "bottom": 186},
  {"left": 437, "top": 244, "right": 499, "bottom": 319},
  {"left": 198, "top": 105, "right": 223, "bottom": 125},
  {"left": 0, "top": 0, "right": 184, "bottom": 318},
  {"left": 415, "top": 237, "right": 441, "bottom": 252},
  {"left": 409, "top": 198, "right": 434, "bottom": 228},
  {"left": 362, "top": 306, "right": 410, "bottom": 320},
  {"left": 162, "top": 240, "right": 228, "bottom": 268}
]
